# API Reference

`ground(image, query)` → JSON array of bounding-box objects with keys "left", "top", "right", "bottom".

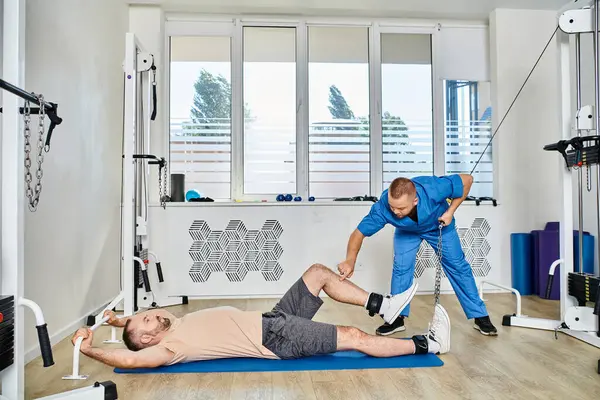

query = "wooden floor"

[{"left": 25, "top": 293, "right": 600, "bottom": 400}]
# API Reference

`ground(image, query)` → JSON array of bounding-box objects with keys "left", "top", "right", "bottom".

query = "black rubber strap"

[
  {"left": 411, "top": 335, "right": 428, "bottom": 355},
  {"left": 366, "top": 293, "right": 383, "bottom": 317},
  {"left": 150, "top": 63, "right": 157, "bottom": 121}
]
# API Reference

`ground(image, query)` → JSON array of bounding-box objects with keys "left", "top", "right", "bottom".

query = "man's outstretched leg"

[
  {"left": 337, "top": 303, "right": 451, "bottom": 357},
  {"left": 300, "top": 264, "right": 417, "bottom": 324}
]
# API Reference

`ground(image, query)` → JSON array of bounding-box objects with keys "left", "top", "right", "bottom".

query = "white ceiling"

[{"left": 127, "top": 0, "right": 571, "bottom": 20}]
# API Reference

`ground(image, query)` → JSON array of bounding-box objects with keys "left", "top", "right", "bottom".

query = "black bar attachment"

[
  {"left": 0, "top": 79, "right": 63, "bottom": 151},
  {"left": 544, "top": 135, "right": 600, "bottom": 168},
  {"left": 0, "top": 79, "right": 56, "bottom": 111},
  {"left": 133, "top": 154, "right": 166, "bottom": 168},
  {"left": 466, "top": 196, "right": 498, "bottom": 206}
]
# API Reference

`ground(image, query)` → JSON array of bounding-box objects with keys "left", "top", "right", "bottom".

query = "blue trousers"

[{"left": 392, "top": 226, "right": 488, "bottom": 319}]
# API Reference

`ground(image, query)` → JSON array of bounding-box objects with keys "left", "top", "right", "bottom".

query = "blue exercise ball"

[
  {"left": 186, "top": 189, "right": 201, "bottom": 201},
  {"left": 309, "top": 196, "right": 315, "bottom": 202},
  {"left": 285, "top": 194, "right": 293, "bottom": 201},
  {"left": 294, "top": 196, "right": 302, "bottom": 201},
  {"left": 276, "top": 194, "right": 285, "bottom": 202}
]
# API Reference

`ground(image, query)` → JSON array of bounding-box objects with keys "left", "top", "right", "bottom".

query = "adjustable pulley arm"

[{"left": 132, "top": 154, "right": 168, "bottom": 209}]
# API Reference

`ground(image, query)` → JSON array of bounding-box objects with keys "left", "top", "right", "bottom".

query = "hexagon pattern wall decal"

[
  {"left": 415, "top": 218, "right": 492, "bottom": 279},
  {"left": 188, "top": 220, "right": 284, "bottom": 282}
]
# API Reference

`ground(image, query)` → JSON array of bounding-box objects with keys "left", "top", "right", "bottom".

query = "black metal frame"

[
  {"left": 0, "top": 79, "right": 56, "bottom": 111},
  {"left": 0, "top": 78, "right": 63, "bottom": 150}
]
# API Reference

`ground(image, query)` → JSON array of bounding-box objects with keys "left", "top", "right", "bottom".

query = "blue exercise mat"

[{"left": 114, "top": 351, "right": 443, "bottom": 374}]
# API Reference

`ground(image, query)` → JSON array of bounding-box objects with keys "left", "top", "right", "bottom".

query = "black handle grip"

[
  {"left": 142, "top": 269, "right": 152, "bottom": 293},
  {"left": 545, "top": 274, "right": 555, "bottom": 299},
  {"left": 594, "top": 282, "right": 600, "bottom": 316},
  {"left": 151, "top": 84, "right": 157, "bottom": 121},
  {"left": 156, "top": 262, "right": 164, "bottom": 283},
  {"left": 36, "top": 324, "right": 54, "bottom": 367}
]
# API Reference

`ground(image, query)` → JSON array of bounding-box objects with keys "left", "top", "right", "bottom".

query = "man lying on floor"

[{"left": 71, "top": 263, "right": 450, "bottom": 369}]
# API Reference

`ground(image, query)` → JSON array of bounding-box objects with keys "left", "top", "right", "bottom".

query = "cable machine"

[
  {"left": 88, "top": 32, "right": 185, "bottom": 326},
  {"left": 479, "top": 0, "right": 600, "bottom": 374}
]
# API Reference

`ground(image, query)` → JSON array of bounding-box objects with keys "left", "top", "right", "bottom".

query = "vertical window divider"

[
  {"left": 369, "top": 23, "right": 383, "bottom": 197},
  {"left": 297, "top": 22, "right": 309, "bottom": 199},
  {"left": 231, "top": 18, "right": 244, "bottom": 200},
  {"left": 431, "top": 26, "right": 446, "bottom": 177}
]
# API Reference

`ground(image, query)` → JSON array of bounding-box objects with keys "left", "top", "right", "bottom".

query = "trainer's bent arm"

[
  {"left": 446, "top": 174, "right": 473, "bottom": 214},
  {"left": 81, "top": 345, "right": 173, "bottom": 369},
  {"left": 346, "top": 229, "right": 365, "bottom": 263}
]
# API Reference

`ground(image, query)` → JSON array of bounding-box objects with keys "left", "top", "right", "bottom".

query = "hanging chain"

[
  {"left": 587, "top": 166, "right": 592, "bottom": 191},
  {"left": 158, "top": 160, "right": 168, "bottom": 209},
  {"left": 433, "top": 224, "right": 443, "bottom": 306},
  {"left": 23, "top": 94, "right": 47, "bottom": 212}
]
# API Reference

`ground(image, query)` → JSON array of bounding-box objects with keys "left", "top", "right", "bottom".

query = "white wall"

[
  {"left": 23, "top": 0, "right": 128, "bottom": 360},
  {"left": 490, "top": 9, "right": 562, "bottom": 283}
]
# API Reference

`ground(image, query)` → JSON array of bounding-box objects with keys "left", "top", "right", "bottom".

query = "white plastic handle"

[{"left": 66, "top": 315, "right": 110, "bottom": 379}]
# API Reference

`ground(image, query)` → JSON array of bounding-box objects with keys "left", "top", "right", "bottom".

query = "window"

[
  {"left": 169, "top": 36, "right": 232, "bottom": 199},
  {"left": 243, "top": 27, "right": 297, "bottom": 195},
  {"left": 167, "top": 22, "right": 491, "bottom": 201},
  {"left": 381, "top": 33, "right": 434, "bottom": 187},
  {"left": 308, "top": 26, "right": 370, "bottom": 198},
  {"left": 443, "top": 80, "right": 492, "bottom": 197}
]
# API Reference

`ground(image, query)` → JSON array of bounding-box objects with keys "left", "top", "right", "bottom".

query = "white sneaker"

[
  {"left": 381, "top": 281, "right": 418, "bottom": 325},
  {"left": 427, "top": 304, "right": 451, "bottom": 354}
]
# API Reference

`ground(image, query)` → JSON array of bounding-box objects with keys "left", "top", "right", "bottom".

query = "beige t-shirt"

[{"left": 158, "top": 306, "right": 278, "bottom": 365}]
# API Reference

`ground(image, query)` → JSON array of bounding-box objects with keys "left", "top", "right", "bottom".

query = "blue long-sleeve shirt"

[{"left": 357, "top": 175, "right": 464, "bottom": 236}]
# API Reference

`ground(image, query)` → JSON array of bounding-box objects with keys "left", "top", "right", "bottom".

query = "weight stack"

[
  {"left": 0, "top": 295, "right": 15, "bottom": 373},
  {"left": 568, "top": 272, "right": 600, "bottom": 307}
]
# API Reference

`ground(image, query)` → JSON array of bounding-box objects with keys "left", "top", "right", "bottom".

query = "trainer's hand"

[
  {"left": 337, "top": 259, "right": 355, "bottom": 280},
  {"left": 72, "top": 328, "right": 93, "bottom": 351},
  {"left": 103, "top": 310, "right": 119, "bottom": 326},
  {"left": 438, "top": 211, "right": 453, "bottom": 227}
]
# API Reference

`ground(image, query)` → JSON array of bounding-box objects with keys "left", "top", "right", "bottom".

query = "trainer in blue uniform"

[{"left": 337, "top": 174, "right": 498, "bottom": 336}]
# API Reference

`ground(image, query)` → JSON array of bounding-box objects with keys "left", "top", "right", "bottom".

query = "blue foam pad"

[{"left": 114, "top": 351, "right": 443, "bottom": 374}]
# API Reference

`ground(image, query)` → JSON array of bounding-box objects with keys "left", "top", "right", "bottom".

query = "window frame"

[{"left": 164, "top": 16, "right": 494, "bottom": 202}]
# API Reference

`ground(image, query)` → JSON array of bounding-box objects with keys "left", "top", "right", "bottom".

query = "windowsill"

[
  {"left": 149, "top": 200, "right": 376, "bottom": 207},
  {"left": 147, "top": 200, "right": 501, "bottom": 207}
]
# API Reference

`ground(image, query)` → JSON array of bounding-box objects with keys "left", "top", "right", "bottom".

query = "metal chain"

[
  {"left": 23, "top": 94, "right": 46, "bottom": 212},
  {"left": 433, "top": 224, "right": 443, "bottom": 306},
  {"left": 158, "top": 161, "right": 168, "bottom": 209}
]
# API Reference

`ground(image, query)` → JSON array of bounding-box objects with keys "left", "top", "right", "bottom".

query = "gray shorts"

[{"left": 262, "top": 278, "right": 338, "bottom": 359}]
